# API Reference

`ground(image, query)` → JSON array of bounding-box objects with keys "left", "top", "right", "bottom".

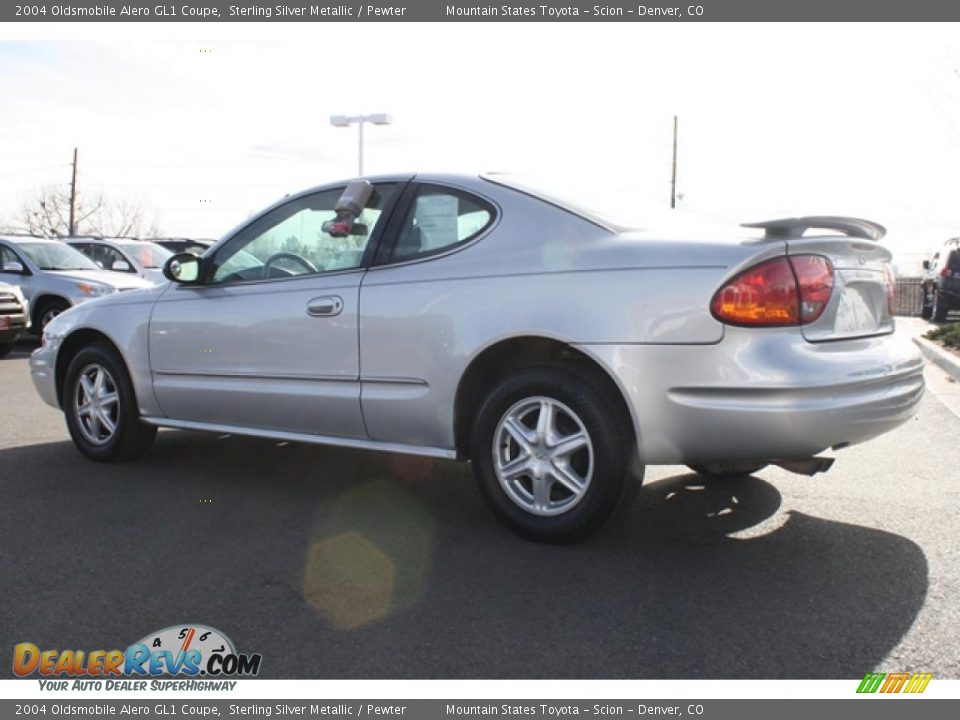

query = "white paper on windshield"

[{"left": 415, "top": 195, "right": 459, "bottom": 250}]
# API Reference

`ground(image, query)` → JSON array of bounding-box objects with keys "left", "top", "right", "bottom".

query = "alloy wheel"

[
  {"left": 73, "top": 363, "right": 120, "bottom": 446},
  {"left": 41, "top": 307, "right": 62, "bottom": 328},
  {"left": 492, "top": 396, "right": 594, "bottom": 516}
]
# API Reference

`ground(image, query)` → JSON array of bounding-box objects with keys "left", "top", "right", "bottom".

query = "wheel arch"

[
  {"left": 55, "top": 328, "right": 125, "bottom": 408},
  {"left": 452, "top": 335, "right": 639, "bottom": 459},
  {"left": 31, "top": 294, "right": 72, "bottom": 329}
]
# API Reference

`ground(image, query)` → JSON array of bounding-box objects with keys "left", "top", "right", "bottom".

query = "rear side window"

[{"left": 390, "top": 185, "right": 495, "bottom": 262}]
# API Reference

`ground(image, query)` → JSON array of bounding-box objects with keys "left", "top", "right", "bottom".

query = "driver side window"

[{"left": 211, "top": 183, "right": 395, "bottom": 284}]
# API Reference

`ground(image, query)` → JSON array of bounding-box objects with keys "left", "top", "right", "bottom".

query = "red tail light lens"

[
  {"left": 792, "top": 255, "right": 834, "bottom": 323},
  {"left": 711, "top": 255, "right": 834, "bottom": 327},
  {"left": 941, "top": 267, "right": 952, "bottom": 278}
]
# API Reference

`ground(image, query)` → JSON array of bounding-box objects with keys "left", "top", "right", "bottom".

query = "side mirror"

[
  {"left": 922, "top": 260, "right": 931, "bottom": 270},
  {"left": 1, "top": 261, "right": 24, "bottom": 274},
  {"left": 111, "top": 260, "right": 132, "bottom": 272},
  {"left": 163, "top": 253, "right": 202, "bottom": 284}
]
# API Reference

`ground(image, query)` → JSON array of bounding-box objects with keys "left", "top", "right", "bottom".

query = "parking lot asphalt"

[{"left": 1, "top": 326, "right": 959, "bottom": 680}]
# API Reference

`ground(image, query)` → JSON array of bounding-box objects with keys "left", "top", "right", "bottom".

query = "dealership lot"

[{"left": 1, "top": 325, "right": 958, "bottom": 679}]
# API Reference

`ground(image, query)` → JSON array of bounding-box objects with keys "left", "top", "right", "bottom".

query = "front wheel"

[
  {"left": 33, "top": 298, "right": 70, "bottom": 334},
  {"left": 63, "top": 342, "right": 157, "bottom": 461},
  {"left": 470, "top": 366, "right": 641, "bottom": 543}
]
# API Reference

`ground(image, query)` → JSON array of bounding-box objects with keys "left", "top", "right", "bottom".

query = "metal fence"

[{"left": 895, "top": 277, "right": 924, "bottom": 317}]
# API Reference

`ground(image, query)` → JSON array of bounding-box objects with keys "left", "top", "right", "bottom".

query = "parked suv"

[
  {"left": 921, "top": 238, "right": 960, "bottom": 322},
  {"left": 0, "top": 281, "right": 29, "bottom": 357},
  {"left": 66, "top": 237, "right": 172, "bottom": 284},
  {"left": 0, "top": 236, "right": 153, "bottom": 331}
]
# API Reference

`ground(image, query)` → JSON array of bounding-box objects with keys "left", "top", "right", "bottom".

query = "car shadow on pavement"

[{"left": 0, "top": 431, "right": 928, "bottom": 679}]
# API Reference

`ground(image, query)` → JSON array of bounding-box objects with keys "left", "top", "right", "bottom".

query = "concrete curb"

[{"left": 913, "top": 335, "right": 960, "bottom": 382}]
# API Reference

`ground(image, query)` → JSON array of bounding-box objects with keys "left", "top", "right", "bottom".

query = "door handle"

[{"left": 306, "top": 296, "right": 344, "bottom": 317}]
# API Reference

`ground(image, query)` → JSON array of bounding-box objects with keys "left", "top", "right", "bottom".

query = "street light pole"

[
  {"left": 358, "top": 119, "right": 364, "bottom": 176},
  {"left": 330, "top": 113, "right": 392, "bottom": 177}
]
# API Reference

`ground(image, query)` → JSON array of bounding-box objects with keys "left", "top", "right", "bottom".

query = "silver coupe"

[{"left": 30, "top": 173, "right": 925, "bottom": 541}]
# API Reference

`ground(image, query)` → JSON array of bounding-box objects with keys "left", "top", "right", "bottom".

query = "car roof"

[
  {"left": 65, "top": 236, "right": 145, "bottom": 243},
  {"left": 0, "top": 235, "right": 62, "bottom": 244}
]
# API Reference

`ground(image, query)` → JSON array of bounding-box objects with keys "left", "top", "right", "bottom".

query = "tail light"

[
  {"left": 711, "top": 255, "right": 834, "bottom": 327},
  {"left": 883, "top": 263, "right": 896, "bottom": 314},
  {"left": 941, "top": 267, "right": 952, "bottom": 278}
]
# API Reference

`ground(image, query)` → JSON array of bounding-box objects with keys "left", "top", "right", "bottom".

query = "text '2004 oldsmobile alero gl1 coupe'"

[{"left": 30, "top": 173, "right": 925, "bottom": 541}]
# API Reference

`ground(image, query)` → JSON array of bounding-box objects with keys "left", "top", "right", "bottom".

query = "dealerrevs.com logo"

[{"left": 13, "top": 624, "right": 262, "bottom": 687}]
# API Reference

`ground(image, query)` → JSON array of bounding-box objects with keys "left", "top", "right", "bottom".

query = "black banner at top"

[{"left": 4, "top": 0, "right": 960, "bottom": 22}]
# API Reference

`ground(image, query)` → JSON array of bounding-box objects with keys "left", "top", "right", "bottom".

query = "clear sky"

[{"left": 2, "top": 22, "right": 960, "bottom": 273}]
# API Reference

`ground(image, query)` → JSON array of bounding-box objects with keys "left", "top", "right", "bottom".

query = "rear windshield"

[
  {"left": 947, "top": 249, "right": 960, "bottom": 271},
  {"left": 482, "top": 173, "right": 622, "bottom": 230}
]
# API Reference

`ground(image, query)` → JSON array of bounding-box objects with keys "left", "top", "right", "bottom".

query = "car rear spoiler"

[{"left": 742, "top": 216, "right": 886, "bottom": 242}]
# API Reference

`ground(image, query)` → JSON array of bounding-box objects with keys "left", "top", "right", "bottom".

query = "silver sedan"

[{"left": 30, "top": 173, "right": 925, "bottom": 541}]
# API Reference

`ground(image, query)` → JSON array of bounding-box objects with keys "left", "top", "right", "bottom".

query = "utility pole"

[
  {"left": 68, "top": 147, "right": 78, "bottom": 236},
  {"left": 670, "top": 116, "right": 678, "bottom": 209}
]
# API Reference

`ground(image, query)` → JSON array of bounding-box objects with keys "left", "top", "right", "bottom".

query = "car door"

[{"left": 149, "top": 182, "right": 399, "bottom": 437}]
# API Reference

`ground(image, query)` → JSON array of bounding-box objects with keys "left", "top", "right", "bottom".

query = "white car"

[{"left": 66, "top": 238, "right": 172, "bottom": 284}]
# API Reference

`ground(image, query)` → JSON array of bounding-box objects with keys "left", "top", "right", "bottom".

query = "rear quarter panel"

[{"left": 358, "top": 177, "right": 784, "bottom": 449}]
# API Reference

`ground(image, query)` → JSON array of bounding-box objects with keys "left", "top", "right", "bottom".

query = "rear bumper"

[{"left": 580, "top": 327, "right": 925, "bottom": 465}]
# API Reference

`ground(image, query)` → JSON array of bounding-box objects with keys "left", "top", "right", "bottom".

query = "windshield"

[
  {"left": 118, "top": 241, "right": 172, "bottom": 269},
  {"left": 19, "top": 242, "right": 101, "bottom": 271}
]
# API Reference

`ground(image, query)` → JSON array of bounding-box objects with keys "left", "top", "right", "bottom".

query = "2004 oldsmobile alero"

[{"left": 30, "top": 173, "right": 925, "bottom": 541}]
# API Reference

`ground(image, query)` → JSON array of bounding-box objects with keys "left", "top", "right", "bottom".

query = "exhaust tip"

[{"left": 773, "top": 456, "right": 836, "bottom": 476}]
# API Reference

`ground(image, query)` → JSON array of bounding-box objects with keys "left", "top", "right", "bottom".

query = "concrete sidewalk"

[{"left": 898, "top": 316, "right": 960, "bottom": 419}]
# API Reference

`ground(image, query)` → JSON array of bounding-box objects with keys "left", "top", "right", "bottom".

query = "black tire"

[
  {"left": 688, "top": 462, "right": 768, "bottom": 479},
  {"left": 0, "top": 341, "right": 13, "bottom": 358},
  {"left": 932, "top": 291, "right": 949, "bottom": 323},
  {"left": 470, "top": 365, "right": 642, "bottom": 543},
  {"left": 920, "top": 300, "right": 933, "bottom": 320},
  {"left": 33, "top": 298, "right": 70, "bottom": 334},
  {"left": 63, "top": 341, "right": 157, "bottom": 462}
]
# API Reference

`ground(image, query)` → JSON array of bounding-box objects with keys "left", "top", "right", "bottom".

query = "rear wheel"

[
  {"left": 63, "top": 342, "right": 156, "bottom": 461},
  {"left": 470, "top": 366, "right": 641, "bottom": 543},
  {"left": 932, "top": 291, "right": 949, "bottom": 323},
  {"left": 33, "top": 298, "right": 70, "bottom": 334},
  {"left": 688, "top": 462, "right": 768, "bottom": 479}
]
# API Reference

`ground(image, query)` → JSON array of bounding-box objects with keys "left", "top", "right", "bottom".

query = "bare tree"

[{"left": 17, "top": 185, "right": 160, "bottom": 238}]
